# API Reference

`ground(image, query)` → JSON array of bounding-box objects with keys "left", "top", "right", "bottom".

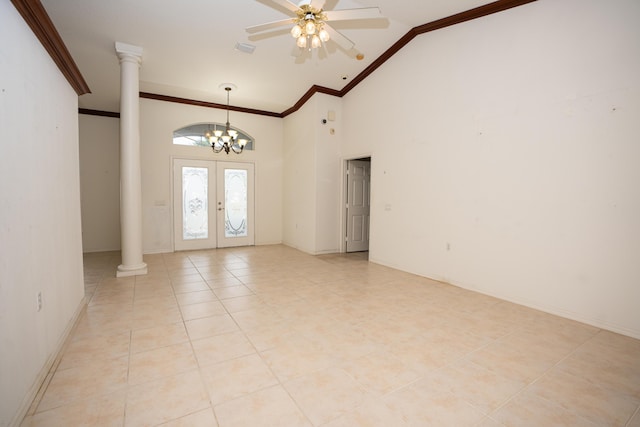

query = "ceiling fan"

[{"left": 246, "top": 0, "right": 383, "bottom": 52}]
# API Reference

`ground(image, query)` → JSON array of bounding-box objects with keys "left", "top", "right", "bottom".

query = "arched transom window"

[{"left": 173, "top": 123, "right": 254, "bottom": 151}]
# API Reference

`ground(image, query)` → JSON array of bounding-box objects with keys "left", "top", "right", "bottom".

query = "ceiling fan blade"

[
  {"left": 308, "top": 0, "right": 326, "bottom": 10},
  {"left": 324, "top": 7, "right": 382, "bottom": 22},
  {"left": 268, "top": 0, "right": 300, "bottom": 14},
  {"left": 246, "top": 18, "right": 295, "bottom": 34},
  {"left": 324, "top": 24, "right": 354, "bottom": 51}
]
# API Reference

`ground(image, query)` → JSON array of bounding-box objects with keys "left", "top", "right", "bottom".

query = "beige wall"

[
  {"left": 139, "top": 98, "right": 284, "bottom": 253},
  {"left": 340, "top": 0, "right": 640, "bottom": 337},
  {"left": 0, "top": 3, "right": 85, "bottom": 426},
  {"left": 282, "top": 93, "right": 343, "bottom": 255},
  {"left": 79, "top": 114, "right": 121, "bottom": 252}
]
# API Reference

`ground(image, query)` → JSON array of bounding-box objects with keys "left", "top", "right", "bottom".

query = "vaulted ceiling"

[{"left": 38, "top": 0, "right": 528, "bottom": 115}]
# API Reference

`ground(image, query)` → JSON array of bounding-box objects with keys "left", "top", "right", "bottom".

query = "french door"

[{"left": 173, "top": 159, "right": 254, "bottom": 251}]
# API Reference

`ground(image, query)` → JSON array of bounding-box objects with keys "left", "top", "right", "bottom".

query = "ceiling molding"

[
  {"left": 140, "top": 92, "right": 283, "bottom": 118},
  {"left": 11, "top": 0, "right": 90, "bottom": 96},
  {"left": 79, "top": 108, "right": 120, "bottom": 118},
  {"left": 281, "top": 85, "right": 342, "bottom": 117}
]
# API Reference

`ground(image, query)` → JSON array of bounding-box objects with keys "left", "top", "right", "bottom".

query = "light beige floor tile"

[
  {"left": 158, "top": 408, "right": 218, "bottom": 426},
  {"left": 229, "top": 307, "right": 284, "bottom": 331},
  {"left": 284, "top": 367, "right": 370, "bottom": 425},
  {"left": 221, "top": 295, "right": 267, "bottom": 314},
  {"left": 244, "top": 322, "right": 302, "bottom": 352},
  {"left": 172, "top": 281, "right": 211, "bottom": 294},
  {"left": 23, "top": 390, "right": 126, "bottom": 427},
  {"left": 214, "top": 285, "right": 255, "bottom": 300},
  {"left": 491, "top": 391, "right": 601, "bottom": 427},
  {"left": 124, "top": 370, "right": 210, "bottom": 427},
  {"left": 421, "top": 360, "right": 528, "bottom": 414},
  {"left": 184, "top": 313, "right": 239, "bottom": 340},
  {"left": 628, "top": 408, "right": 640, "bottom": 427},
  {"left": 201, "top": 354, "right": 278, "bottom": 405},
  {"left": 340, "top": 350, "right": 423, "bottom": 396},
  {"left": 58, "top": 330, "right": 130, "bottom": 370},
  {"left": 474, "top": 417, "right": 506, "bottom": 427},
  {"left": 175, "top": 289, "right": 218, "bottom": 306},
  {"left": 525, "top": 369, "right": 639, "bottom": 426},
  {"left": 205, "top": 276, "right": 243, "bottom": 288},
  {"left": 191, "top": 330, "right": 256, "bottom": 367},
  {"left": 260, "top": 343, "right": 337, "bottom": 382},
  {"left": 180, "top": 300, "right": 227, "bottom": 321},
  {"left": 130, "top": 321, "right": 189, "bottom": 354},
  {"left": 464, "top": 339, "right": 557, "bottom": 384},
  {"left": 383, "top": 383, "right": 486, "bottom": 426},
  {"left": 128, "top": 342, "right": 199, "bottom": 385},
  {"left": 213, "top": 385, "right": 311, "bottom": 427},
  {"left": 132, "top": 305, "right": 183, "bottom": 330},
  {"left": 37, "top": 356, "right": 128, "bottom": 411},
  {"left": 321, "top": 396, "right": 408, "bottom": 427}
]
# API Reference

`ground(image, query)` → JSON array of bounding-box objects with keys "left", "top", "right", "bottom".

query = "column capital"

[{"left": 115, "top": 42, "right": 143, "bottom": 64}]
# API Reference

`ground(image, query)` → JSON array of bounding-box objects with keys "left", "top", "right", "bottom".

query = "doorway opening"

[{"left": 344, "top": 157, "right": 371, "bottom": 253}]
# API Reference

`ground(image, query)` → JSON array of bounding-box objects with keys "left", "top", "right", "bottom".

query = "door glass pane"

[
  {"left": 224, "top": 169, "right": 247, "bottom": 238},
  {"left": 182, "top": 167, "right": 208, "bottom": 240}
]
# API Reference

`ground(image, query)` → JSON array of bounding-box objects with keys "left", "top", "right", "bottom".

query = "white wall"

[
  {"left": 283, "top": 98, "right": 317, "bottom": 253},
  {"left": 282, "top": 93, "right": 343, "bottom": 254},
  {"left": 315, "top": 95, "right": 343, "bottom": 254},
  {"left": 0, "top": 3, "right": 85, "bottom": 426},
  {"left": 341, "top": 0, "right": 640, "bottom": 337},
  {"left": 140, "top": 99, "right": 283, "bottom": 253},
  {"left": 78, "top": 114, "right": 121, "bottom": 252}
]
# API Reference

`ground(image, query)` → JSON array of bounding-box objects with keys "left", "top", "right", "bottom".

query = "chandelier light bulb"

[
  {"left": 305, "top": 20, "right": 316, "bottom": 35},
  {"left": 311, "top": 34, "right": 321, "bottom": 49},
  {"left": 319, "top": 28, "right": 330, "bottom": 42},
  {"left": 291, "top": 25, "right": 302, "bottom": 38},
  {"left": 297, "top": 35, "right": 307, "bottom": 48}
]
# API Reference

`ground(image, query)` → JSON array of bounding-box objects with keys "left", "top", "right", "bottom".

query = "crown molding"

[
  {"left": 11, "top": 0, "right": 90, "bottom": 95},
  {"left": 139, "top": 93, "right": 283, "bottom": 118},
  {"left": 79, "top": 108, "right": 120, "bottom": 118}
]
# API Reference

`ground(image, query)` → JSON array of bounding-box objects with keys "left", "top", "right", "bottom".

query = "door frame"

[{"left": 340, "top": 154, "right": 373, "bottom": 253}]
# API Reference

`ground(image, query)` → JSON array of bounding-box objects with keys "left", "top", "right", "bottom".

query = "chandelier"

[
  {"left": 205, "top": 86, "right": 248, "bottom": 154},
  {"left": 290, "top": 4, "right": 330, "bottom": 49}
]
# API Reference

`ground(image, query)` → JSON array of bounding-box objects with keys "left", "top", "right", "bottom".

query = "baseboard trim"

[{"left": 10, "top": 297, "right": 88, "bottom": 427}]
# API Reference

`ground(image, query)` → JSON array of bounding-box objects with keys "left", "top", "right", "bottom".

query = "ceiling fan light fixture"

[
  {"left": 291, "top": 24, "right": 303, "bottom": 38},
  {"left": 304, "top": 20, "right": 316, "bottom": 35},
  {"left": 319, "top": 28, "right": 330, "bottom": 42},
  {"left": 311, "top": 34, "right": 321, "bottom": 49},
  {"left": 297, "top": 35, "right": 307, "bottom": 48}
]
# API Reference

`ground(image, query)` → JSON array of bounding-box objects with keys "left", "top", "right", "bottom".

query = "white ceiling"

[{"left": 40, "top": 0, "right": 496, "bottom": 114}]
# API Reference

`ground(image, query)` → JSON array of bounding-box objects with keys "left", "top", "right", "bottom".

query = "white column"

[{"left": 115, "top": 42, "right": 147, "bottom": 277}]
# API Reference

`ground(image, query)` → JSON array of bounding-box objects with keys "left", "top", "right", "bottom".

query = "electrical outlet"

[{"left": 37, "top": 292, "right": 42, "bottom": 312}]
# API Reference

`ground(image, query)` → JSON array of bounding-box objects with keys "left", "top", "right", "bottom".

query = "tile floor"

[{"left": 21, "top": 245, "right": 640, "bottom": 426}]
